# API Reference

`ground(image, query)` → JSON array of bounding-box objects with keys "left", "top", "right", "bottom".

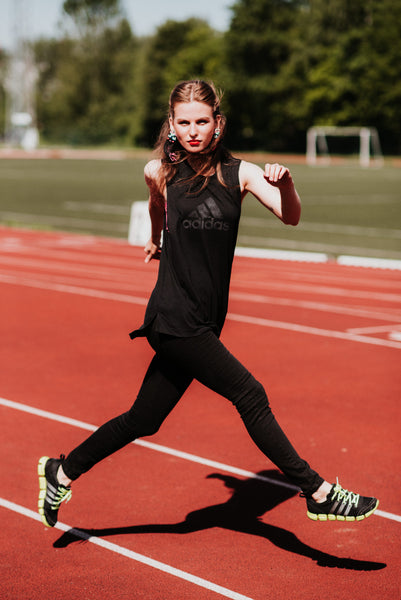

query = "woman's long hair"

[{"left": 154, "top": 80, "right": 233, "bottom": 192}]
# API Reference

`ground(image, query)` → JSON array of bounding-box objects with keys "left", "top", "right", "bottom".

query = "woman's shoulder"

[
  {"left": 237, "top": 159, "right": 267, "bottom": 194},
  {"left": 144, "top": 158, "right": 162, "bottom": 181},
  {"left": 238, "top": 159, "right": 263, "bottom": 180}
]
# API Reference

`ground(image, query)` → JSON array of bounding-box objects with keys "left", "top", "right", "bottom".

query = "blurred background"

[{"left": 0, "top": 0, "right": 400, "bottom": 260}]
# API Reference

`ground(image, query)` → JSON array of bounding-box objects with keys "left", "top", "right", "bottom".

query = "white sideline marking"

[
  {"left": 235, "top": 246, "right": 329, "bottom": 263},
  {"left": 230, "top": 291, "right": 401, "bottom": 323},
  {"left": 338, "top": 255, "right": 401, "bottom": 271},
  {"left": 2, "top": 266, "right": 401, "bottom": 324},
  {"left": 0, "top": 273, "right": 148, "bottom": 306},
  {"left": 2, "top": 268, "right": 400, "bottom": 323},
  {"left": 0, "top": 397, "right": 297, "bottom": 491},
  {"left": 227, "top": 313, "right": 401, "bottom": 350},
  {"left": 0, "top": 498, "right": 255, "bottom": 600},
  {"left": 0, "top": 397, "right": 400, "bottom": 523},
  {"left": 347, "top": 324, "right": 401, "bottom": 335},
  {"left": 1, "top": 273, "right": 401, "bottom": 349},
  {"left": 3, "top": 254, "right": 401, "bottom": 302}
]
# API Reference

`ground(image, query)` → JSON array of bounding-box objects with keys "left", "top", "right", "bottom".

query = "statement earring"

[
  {"left": 214, "top": 128, "right": 221, "bottom": 139},
  {"left": 165, "top": 130, "right": 179, "bottom": 162}
]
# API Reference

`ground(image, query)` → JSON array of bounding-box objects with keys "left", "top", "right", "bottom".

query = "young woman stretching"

[{"left": 38, "top": 80, "right": 378, "bottom": 528}]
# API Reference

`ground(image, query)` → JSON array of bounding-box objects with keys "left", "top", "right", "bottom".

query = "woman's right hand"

[{"left": 144, "top": 239, "right": 161, "bottom": 263}]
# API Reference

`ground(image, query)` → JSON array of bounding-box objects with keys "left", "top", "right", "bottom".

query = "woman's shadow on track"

[{"left": 54, "top": 469, "right": 386, "bottom": 571}]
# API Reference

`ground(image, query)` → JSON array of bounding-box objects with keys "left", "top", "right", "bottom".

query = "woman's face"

[{"left": 170, "top": 101, "right": 221, "bottom": 154}]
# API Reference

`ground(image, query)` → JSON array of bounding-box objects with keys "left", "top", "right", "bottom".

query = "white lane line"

[
  {"left": 0, "top": 397, "right": 399, "bottom": 524},
  {"left": 2, "top": 269, "right": 400, "bottom": 324},
  {"left": 1, "top": 273, "right": 401, "bottom": 349},
  {"left": 0, "top": 269, "right": 153, "bottom": 295},
  {"left": 230, "top": 291, "right": 401, "bottom": 323},
  {"left": 338, "top": 255, "right": 401, "bottom": 270},
  {"left": 3, "top": 253, "right": 401, "bottom": 302},
  {"left": 3, "top": 234, "right": 400, "bottom": 289},
  {"left": 0, "top": 498, "right": 255, "bottom": 600},
  {"left": 227, "top": 313, "right": 401, "bottom": 350},
  {"left": 0, "top": 273, "right": 148, "bottom": 306},
  {"left": 0, "top": 254, "right": 148, "bottom": 280},
  {"left": 232, "top": 278, "right": 401, "bottom": 304},
  {"left": 0, "top": 397, "right": 297, "bottom": 491},
  {"left": 1, "top": 243, "right": 144, "bottom": 269},
  {"left": 346, "top": 324, "right": 401, "bottom": 335}
]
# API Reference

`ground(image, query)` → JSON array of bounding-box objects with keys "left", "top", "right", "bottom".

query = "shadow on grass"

[{"left": 54, "top": 469, "right": 386, "bottom": 571}]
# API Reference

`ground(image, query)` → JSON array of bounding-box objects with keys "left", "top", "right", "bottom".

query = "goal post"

[{"left": 306, "top": 126, "right": 383, "bottom": 167}]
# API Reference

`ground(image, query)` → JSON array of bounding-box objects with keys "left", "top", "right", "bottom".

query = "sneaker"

[
  {"left": 38, "top": 455, "right": 72, "bottom": 527},
  {"left": 305, "top": 480, "right": 379, "bottom": 522}
]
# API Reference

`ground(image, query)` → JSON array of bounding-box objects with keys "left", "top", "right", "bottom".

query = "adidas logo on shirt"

[{"left": 182, "top": 197, "right": 230, "bottom": 231}]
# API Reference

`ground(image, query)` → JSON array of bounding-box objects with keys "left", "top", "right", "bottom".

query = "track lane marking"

[
  {"left": 3, "top": 251, "right": 401, "bottom": 300},
  {"left": 227, "top": 313, "right": 401, "bottom": 350},
  {"left": 0, "top": 397, "right": 399, "bottom": 523},
  {"left": 1, "top": 274, "right": 401, "bottom": 349},
  {"left": 230, "top": 291, "right": 401, "bottom": 322},
  {"left": 231, "top": 278, "right": 401, "bottom": 303},
  {"left": 0, "top": 273, "right": 148, "bottom": 306},
  {"left": 347, "top": 324, "right": 401, "bottom": 334},
  {"left": 2, "top": 269, "right": 400, "bottom": 323},
  {"left": 0, "top": 498, "right": 255, "bottom": 600},
  {"left": 4, "top": 234, "right": 401, "bottom": 289}
]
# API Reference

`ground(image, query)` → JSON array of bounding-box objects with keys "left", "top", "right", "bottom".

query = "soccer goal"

[{"left": 306, "top": 126, "right": 384, "bottom": 167}]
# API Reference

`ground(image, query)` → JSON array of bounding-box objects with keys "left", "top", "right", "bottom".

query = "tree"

[
  {"left": 137, "top": 19, "right": 225, "bottom": 147},
  {"left": 300, "top": 0, "right": 401, "bottom": 153},
  {"left": 224, "top": 0, "right": 401, "bottom": 153},
  {"left": 63, "top": 0, "right": 122, "bottom": 34},
  {"left": 35, "top": 0, "right": 137, "bottom": 144},
  {"left": 223, "top": 0, "right": 305, "bottom": 150},
  {"left": 0, "top": 48, "right": 7, "bottom": 138}
]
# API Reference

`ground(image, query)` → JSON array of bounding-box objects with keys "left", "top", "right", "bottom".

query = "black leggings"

[{"left": 62, "top": 327, "right": 323, "bottom": 496}]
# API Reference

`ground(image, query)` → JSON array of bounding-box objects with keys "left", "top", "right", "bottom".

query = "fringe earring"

[{"left": 165, "top": 130, "right": 179, "bottom": 162}]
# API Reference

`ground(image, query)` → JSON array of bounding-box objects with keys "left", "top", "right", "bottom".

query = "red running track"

[{"left": 1, "top": 226, "right": 400, "bottom": 600}]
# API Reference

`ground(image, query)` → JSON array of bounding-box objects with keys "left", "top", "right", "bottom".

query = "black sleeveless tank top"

[{"left": 130, "top": 157, "right": 242, "bottom": 339}]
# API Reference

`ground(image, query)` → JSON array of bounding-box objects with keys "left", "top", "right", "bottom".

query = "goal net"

[{"left": 306, "top": 126, "right": 383, "bottom": 167}]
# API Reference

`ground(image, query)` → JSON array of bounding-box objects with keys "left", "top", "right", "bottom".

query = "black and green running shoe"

[
  {"left": 38, "top": 455, "right": 72, "bottom": 527},
  {"left": 305, "top": 480, "right": 378, "bottom": 522}
]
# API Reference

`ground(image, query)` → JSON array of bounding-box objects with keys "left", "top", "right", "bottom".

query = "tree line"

[{"left": 2, "top": 0, "right": 401, "bottom": 154}]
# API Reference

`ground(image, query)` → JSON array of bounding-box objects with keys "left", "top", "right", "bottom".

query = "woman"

[{"left": 38, "top": 80, "right": 378, "bottom": 528}]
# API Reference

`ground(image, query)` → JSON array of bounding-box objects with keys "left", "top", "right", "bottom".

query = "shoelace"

[
  {"left": 51, "top": 485, "right": 72, "bottom": 510},
  {"left": 331, "top": 478, "right": 359, "bottom": 507}
]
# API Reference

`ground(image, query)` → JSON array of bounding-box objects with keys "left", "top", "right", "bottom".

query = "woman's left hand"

[{"left": 263, "top": 163, "right": 293, "bottom": 189}]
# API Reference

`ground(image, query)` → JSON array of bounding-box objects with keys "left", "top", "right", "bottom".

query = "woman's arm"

[
  {"left": 239, "top": 161, "right": 301, "bottom": 225},
  {"left": 144, "top": 159, "right": 165, "bottom": 263}
]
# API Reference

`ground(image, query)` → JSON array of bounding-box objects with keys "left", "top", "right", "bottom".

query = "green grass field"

[{"left": 0, "top": 155, "right": 400, "bottom": 260}]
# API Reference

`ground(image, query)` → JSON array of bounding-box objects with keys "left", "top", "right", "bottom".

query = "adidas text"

[{"left": 182, "top": 217, "right": 230, "bottom": 231}]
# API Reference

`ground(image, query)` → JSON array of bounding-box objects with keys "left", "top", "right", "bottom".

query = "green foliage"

[
  {"left": 136, "top": 19, "right": 225, "bottom": 147},
  {"left": 286, "top": 0, "right": 401, "bottom": 152},
  {"left": 3, "top": 0, "right": 400, "bottom": 153},
  {"left": 224, "top": 0, "right": 304, "bottom": 150},
  {"left": 35, "top": 15, "right": 137, "bottom": 144},
  {"left": 224, "top": 0, "right": 401, "bottom": 153},
  {"left": 0, "top": 48, "right": 7, "bottom": 138},
  {"left": 63, "top": 0, "right": 122, "bottom": 32}
]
